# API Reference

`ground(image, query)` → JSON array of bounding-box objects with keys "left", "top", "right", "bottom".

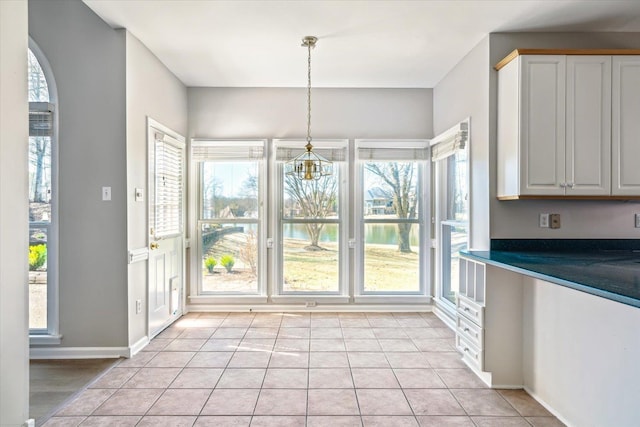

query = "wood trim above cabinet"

[
  {"left": 497, "top": 195, "right": 640, "bottom": 201},
  {"left": 494, "top": 49, "right": 640, "bottom": 70}
]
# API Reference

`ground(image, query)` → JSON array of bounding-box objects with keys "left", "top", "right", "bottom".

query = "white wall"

[
  {"left": 489, "top": 32, "right": 640, "bottom": 239},
  {"left": 523, "top": 277, "right": 640, "bottom": 426},
  {"left": 433, "top": 37, "right": 491, "bottom": 250},
  {"left": 0, "top": 0, "right": 30, "bottom": 424},
  {"left": 29, "top": 0, "right": 129, "bottom": 348},
  {"left": 125, "top": 31, "right": 188, "bottom": 345}
]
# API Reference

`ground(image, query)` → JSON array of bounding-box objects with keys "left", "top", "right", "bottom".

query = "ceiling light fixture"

[{"left": 285, "top": 36, "right": 332, "bottom": 181}]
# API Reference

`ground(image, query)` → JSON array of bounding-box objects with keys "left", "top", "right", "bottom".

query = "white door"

[{"left": 148, "top": 120, "right": 185, "bottom": 337}]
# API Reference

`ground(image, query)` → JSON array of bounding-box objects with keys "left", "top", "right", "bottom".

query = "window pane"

[
  {"left": 29, "top": 227, "right": 48, "bottom": 329},
  {"left": 362, "top": 160, "right": 422, "bottom": 293},
  {"left": 363, "top": 223, "right": 419, "bottom": 292},
  {"left": 29, "top": 136, "right": 52, "bottom": 222},
  {"left": 201, "top": 223, "right": 258, "bottom": 293},
  {"left": 364, "top": 161, "right": 419, "bottom": 219},
  {"left": 446, "top": 150, "right": 468, "bottom": 221},
  {"left": 283, "top": 174, "right": 338, "bottom": 220},
  {"left": 202, "top": 162, "right": 259, "bottom": 220},
  {"left": 283, "top": 224, "right": 339, "bottom": 292},
  {"left": 441, "top": 223, "right": 467, "bottom": 304}
]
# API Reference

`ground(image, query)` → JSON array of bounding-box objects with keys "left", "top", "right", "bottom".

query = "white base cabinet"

[
  {"left": 459, "top": 254, "right": 640, "bottom": 426},
  {"left": 456, "top": 258, "right": 523, "bottom": 387}
]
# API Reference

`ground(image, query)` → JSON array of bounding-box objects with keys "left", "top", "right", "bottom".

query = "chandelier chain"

[{"left": 307, "top": 41, "right": 312, "bottom": 145}]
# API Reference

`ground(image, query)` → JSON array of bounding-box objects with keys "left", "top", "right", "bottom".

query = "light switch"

[{"left": 102, "top": 186, "right": 111, "bottom": 201}]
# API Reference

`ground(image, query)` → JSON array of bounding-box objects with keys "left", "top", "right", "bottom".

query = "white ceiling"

[{"left": 83, "top": 0, "right": 640, "bottom": 88}]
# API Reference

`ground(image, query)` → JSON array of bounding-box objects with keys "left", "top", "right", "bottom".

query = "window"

[
  {"left": 193, "top": 140, "right": 265, "bottom": 294},
  {"left": 189, "top": 138, "right": 432, "bottom": 303},
  {"left": 28, "top": 44, "right": 58, "bottom": 338},
  {"left": 356, "top": 141, "right": 430, "bottom": 295},
  {"left": 274, "top": 140, "right": 348, "bottom": 294},
  {"left": 433, "top": 120, "right": 469, "bottom": 308}
]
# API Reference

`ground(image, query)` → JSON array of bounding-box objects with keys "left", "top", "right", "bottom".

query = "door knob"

[{"left": 150, "top": 242, "right": 160, "bottom": 250}]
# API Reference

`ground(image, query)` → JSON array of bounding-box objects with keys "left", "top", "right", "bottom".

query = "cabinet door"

[
  {"left": 612, "top": 56, "right": 640, "bottom": 196},
  {"left": 520, "top": 56, "right": 566, "bottom": 195},
  {"left": 566, "top": 56, "right": 611, "bottom": 195}
]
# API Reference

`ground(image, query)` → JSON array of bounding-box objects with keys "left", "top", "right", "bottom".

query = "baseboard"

[
  {"left": 128, "top": 336, "right": 149, "bottom": 357},
  {"left": 523, "top": 386, "right": 573, "bottom": 427},
  {"left": 187, "top": 303, "right": 433, "bottom": 313},
  {"left": 30, "top": 346, "right": 128, "bottom": 359},
  {"left": 432, "top": 304, "right": 456, "bottom": 329}
]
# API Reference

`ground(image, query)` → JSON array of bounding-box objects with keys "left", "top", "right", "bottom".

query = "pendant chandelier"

[{"left": 285, "top": 36, "right": 332, "bottom": 181}]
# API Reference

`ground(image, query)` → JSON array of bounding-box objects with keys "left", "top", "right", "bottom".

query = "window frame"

[
  {"left": 432, "top": 119, "right": 470, "bottom": 316},
  {"left": 191, "top": 139, "right": 267, "bottom": 297},
  {"left": 354, "top": 139, "right": 431, "bottom": 299},
  {"left": 272, "top": 139, "right": 350, "bottom": 298},
  {"left": 28, "top": 40, "right": 60, "bottom": 343}
]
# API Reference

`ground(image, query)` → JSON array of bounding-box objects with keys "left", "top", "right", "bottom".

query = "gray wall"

[
  {"left": 125, "top": 31, "right": 188, "bottom": 345},
  {"left": 434, "top": 32, "right": 640, "bottom": 247},
  {"left": 434, "top": 37, "right": 491, "bottom": 250},
  {"left": 188, "top": 87, "right": 433, "bottom": 302},
  {"left": 189, "top": 88, "right": 432, "bottom": 140},
  {"left": 0, "top": 1, "right": 30, "bottom": 423},
  {"left": 489, "top": 32, "right": 640, "bottom": 239},
  {"left": 29, "top": 0, "right": 128, "bottom": 347}
]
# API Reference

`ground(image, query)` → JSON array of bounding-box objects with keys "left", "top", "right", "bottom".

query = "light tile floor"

[{"left": 43, "top": 312, "right": 565, "bottom": 427}]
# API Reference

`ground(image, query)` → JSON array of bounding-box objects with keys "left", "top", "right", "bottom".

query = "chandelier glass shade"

[{"left": 285, "top": 36, "right": 332, "bottom": 181}]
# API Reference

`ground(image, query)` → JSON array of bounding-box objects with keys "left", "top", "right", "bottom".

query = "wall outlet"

[
  {"left": 135, "top": 299, "right": 142, "bottom": 314},
  {"left": 550, "top": 213, "right": 561, "bottom": 229},
  {"left": 539, "top": 213, "right": 549, "bottom": 228},
  {"left": 635, "top": 213, "right": 640, "bottom": 228},
  {"left": 305, "top": 301, "right": 317, "bottom": 308}
]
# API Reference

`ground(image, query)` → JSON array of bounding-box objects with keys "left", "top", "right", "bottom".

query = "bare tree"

[
  {"left": 240, "top": 173, "right": 258, "bottom": 214},
  {"left": 29, "top": 137, "right": 50, "bottom": 202},
  {"left": 28, "top": 50, "right": 51, "bottom": 204},
  {"left": 284, "top": 174, "right": 337, "bottom": 250},
  {"left": 365, "top": 162, "right": 417, "bottom": 253}
]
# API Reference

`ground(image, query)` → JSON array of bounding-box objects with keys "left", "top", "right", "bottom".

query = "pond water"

[{"left": 282, "top": 223, "right": 419, "bottom": 246}]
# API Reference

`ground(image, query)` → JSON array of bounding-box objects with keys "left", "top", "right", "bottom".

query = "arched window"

[{"left": 28, "top": 42, "right": 58, "bottom": 340}]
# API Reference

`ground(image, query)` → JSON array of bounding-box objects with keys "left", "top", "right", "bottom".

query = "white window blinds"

[
  {"left": 356, "top": 141, "right": 429, "bottom": 161},
  {"left": 192, "top": 140, "right": 265, "bottom": 161},
  {"left": 430, "top": 119, "right": 469, "bottom": 162},
  {"left": 154, "top": 134, "right": 184, "bottom": 238},
  {"left": 29, "top": 102, "right": 54, "bottom": 137}
]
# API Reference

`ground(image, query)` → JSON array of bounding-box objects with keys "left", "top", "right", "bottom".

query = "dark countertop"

[{"left": 461, "top": 249, "right": 640, "bottom": 309}]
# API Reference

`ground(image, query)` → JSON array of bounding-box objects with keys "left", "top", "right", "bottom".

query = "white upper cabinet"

[
  {"left": 612, "top": 56, "right": 640, "bottom": 196},
  {"left": 519, "top": 55, "right": 566, "bottom": 196},
  {"left": 566, "top": 56, "right": 611, "bottom": 196},
  {"left": 497, "top": 50, "right": 637, "bottom": 199}
]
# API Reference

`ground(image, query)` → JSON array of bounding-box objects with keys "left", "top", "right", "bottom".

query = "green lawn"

[{"left": 204, "top": 234, "right": 420, "bottom": 292}]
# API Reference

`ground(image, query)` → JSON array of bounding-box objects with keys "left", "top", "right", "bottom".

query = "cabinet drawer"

[
  {"left": 456, "top": 333, "right": 483, "bottom": 371},
  {"left": 456, "top": 315, "right": 484, "bottom": 350},
  {"left": 457, "top": 294, "right": 484, "bottom": 326}
]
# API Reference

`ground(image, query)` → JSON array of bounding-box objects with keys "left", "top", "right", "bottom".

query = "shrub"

[
  {"left": 239, "top": 230, "right": 257, "bottom": 276},
  {"left": 204, "top": 256, "right": 217, "bottom": 273},
  {"left": 220, "top": 254, "right": 235, "bottom": 273},
  {"left": 29, "top": 244, "right": 47, "bottom": 271}
]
